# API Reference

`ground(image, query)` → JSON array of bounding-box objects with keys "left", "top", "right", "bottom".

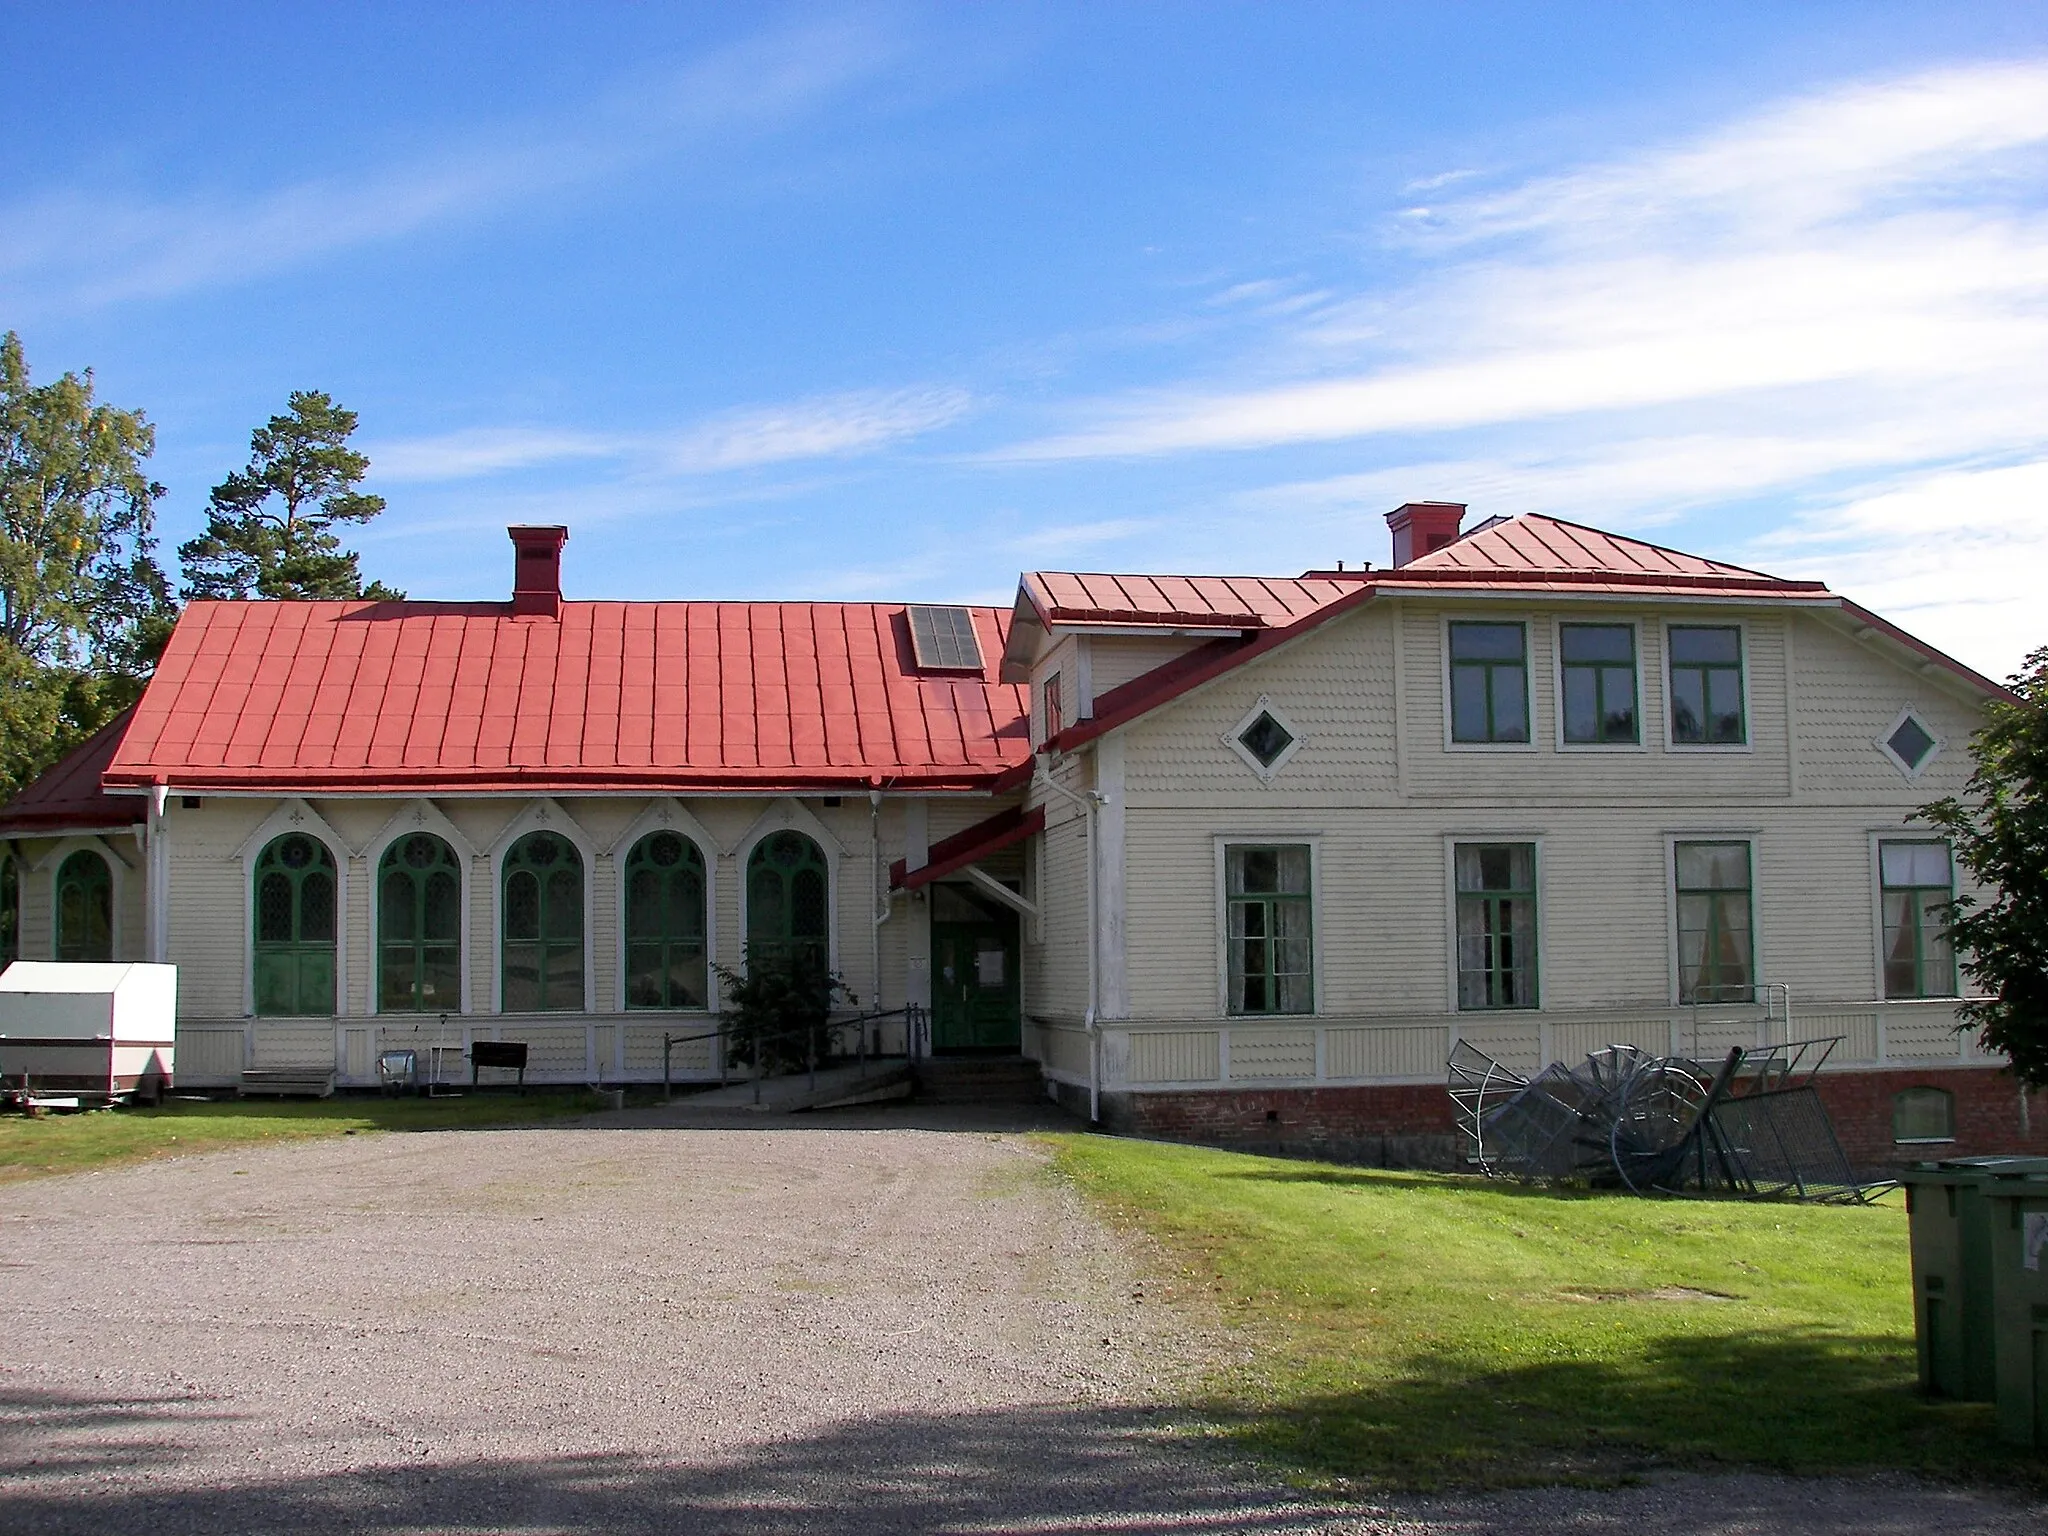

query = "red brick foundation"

[
  {"left": 1809, "top": 1066, "right": 2047, "bottom": 1167},
  {"left": 1074, "top": 1066, "right": 2047, "bottom": 1173}
]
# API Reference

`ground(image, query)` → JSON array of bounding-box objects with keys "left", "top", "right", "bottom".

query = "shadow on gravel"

[{"left": 0, "top": 1387, "right": 1317, "bottom": 1536}]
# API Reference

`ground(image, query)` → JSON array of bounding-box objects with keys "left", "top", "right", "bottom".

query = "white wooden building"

[{"left": 0, "top": 505, "right": 2033, "bottom": 1164}]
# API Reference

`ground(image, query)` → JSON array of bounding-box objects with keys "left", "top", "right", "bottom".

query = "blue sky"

[{"left": 4, "top": 3, "right": 2046, "bottom": 677}]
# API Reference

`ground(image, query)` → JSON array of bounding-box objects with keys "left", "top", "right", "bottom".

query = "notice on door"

[
  {"left": 976, "top": 947, "right": 1006, "bottom": 987},
  {"left": 2025, "top": 1211, "right": 2048, "bottom": 1271}
]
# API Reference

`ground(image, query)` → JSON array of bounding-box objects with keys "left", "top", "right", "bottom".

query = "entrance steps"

[{"left": 914, "top": 1056, "right": 1046, "bottom": 1105}]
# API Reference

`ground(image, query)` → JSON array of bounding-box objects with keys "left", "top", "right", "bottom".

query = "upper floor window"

[
  {"left": 502, "top": 831, "right": 583, "bottom": 1012},
  {"left": 0, "top": 853, "right": 17, "bottom": 964},
  {"left": 1043, "top": 671, "right": 1064, "bottom": 743},
  {"left": 1455, "top": 843, "right": 1538, "bottom": 1009},
  {"left": 379, "top": 833, "right": 461, "bottom": 1013},
  {"left": 1880, "top": 840, "right": 1956, "bottom": 999},
  {"left": 1225, "top": 844, "right": 1313, "bottom": 1015},
  {"left": 1669, "top": 626, "right": 1745, "bottom": 745},
  {"left": 253, "top": 835, "right": 335, "bottom": 1015},
  {"left": 1674, "top": 840, "right": 1753, "bottom": 1004},
  {"left": 625, "top": 832, "right": 709, "bottom": 1009},
  {"left": 747, "top": 831, "right": 829, "bottom": 975},
  {"left": 1448, "top": 622, "right": 1528, "bottom": 744},
  {"left": 1560, "top": 624, "right": 1638, "bottom": 745}
]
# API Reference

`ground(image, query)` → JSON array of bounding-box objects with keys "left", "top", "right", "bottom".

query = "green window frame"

[
  {"left": 252, "top": 835, "right": 336, "bottom": 1015},
  {"left": 746, "top": 831, "right": 829, "bottom": 975},
  {"left": 1455, "top": 843, "right": 1538, "bottom": 1009},
  {"left": 1448, "top": 622, "right": 1529, "bottom": 743},
  {"left": 56, "top": 850, "right": 115, "bottom": 963},
  {"left": 1668, "top": 625, "right": 1745, "bottom": 745},
  {"left": 1675, "top": 840, "right": 1753, "bottom": 1004},
  {"left": 1559, "top": 623, "right": 1638, "bottom": 744},
  {"left": 378, "top": 833, "right": 462, "bottom": 1013},
  {"left": 1225, "top": 845, "right": 1313, "bottom": 1015},
  {"left": 625, "top": 832, "right": 709, "bottom": 1009},
  {"left": 0, "top": 853, "right": 18, "bottom": 964},
  {"left": 502, "top": 831, "right": 584, "bottom": 1012},
  {"left": 1880, "top": 840, "right": 1956, "bottom": 999}
]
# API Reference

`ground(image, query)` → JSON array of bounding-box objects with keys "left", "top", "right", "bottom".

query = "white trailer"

[{"left": 0, "top": 963, "right": 177, "bottom": 1104}]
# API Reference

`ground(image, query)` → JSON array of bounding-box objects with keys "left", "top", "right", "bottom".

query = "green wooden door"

[{"left": 929, "top": 883, "right": 1021, "bottom": 1052}]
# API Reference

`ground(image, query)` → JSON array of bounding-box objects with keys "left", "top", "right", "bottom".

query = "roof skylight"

[{"left": 908, "top": 606, "right": 983, "bottom": 672}]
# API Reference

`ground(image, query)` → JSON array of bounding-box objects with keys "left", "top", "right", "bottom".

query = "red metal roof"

[
  {"left": 103, "top": 601, "right": 1031, "bottom": 795},
  {"left": 1022, "top": 571, "right": 1363, "bottom": 630},
  {"left": 1402, "top": 515, "right": 1785, "bottom": 581},
  {"left": 889, "top": 803, "right": 1046, "bottom": 890},
  {"left": 0, "top": 711, "right": 145, "bottom": 834}
]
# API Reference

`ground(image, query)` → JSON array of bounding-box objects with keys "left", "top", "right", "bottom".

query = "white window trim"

[
  {"left": 1440, "top": 613, "right": 1539, "bottom": 753},
  {"left": 734, "top": 797, "right": 845, "bottom": 978},
  {"left": 1224, "top": 694, "right": 1305, "bottom": 782},
  {"left": 609, "top": 798, "right": 720, "bottom": 1014},
  {"left": 1661, "top": 617, "right": 1756, "bottom": 755},
  {"left": 1551, "top": 617, "right": 1647, "bottom": 754},
  {"left": 1869, "top": 830, "right": 1960, "bottom": 1002},
  {"left": 1442, "top": 833, "right": 1548, "bottom": 1015},
  {"left": 486, "top": 798, "right": 598, "bottom": 1015},
  {"left": 363, "top": 799, "right": 477, "bottom": 1016},
  {"left": 1875, "top": 704, "right": 1945, "bottom": 782},
  {"left": 1211, "top": 833, "right": 1324, "bottom": 1019},
  {"left": 41, "top": 836, "right": 127, "bottom": 964},
  {"left": 236, "top": 798, "right": 352, "bottom": 1019},
  {"left": 1664, "top": 831, "right": 1762, "bottom": 1008}
]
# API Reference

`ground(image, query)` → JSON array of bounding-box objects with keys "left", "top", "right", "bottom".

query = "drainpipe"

[
  {"left": 1034, "top": 756, "right": 1106, "bottom": 1125},
  {"left": 869, "top": 789, "right": 889, "bottom": 1027},
  {"left": 146, "top": 781, "right": 169, "bottom": 964}
]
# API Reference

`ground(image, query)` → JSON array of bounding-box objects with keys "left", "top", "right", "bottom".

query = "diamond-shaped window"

[
  {"left": 1886, "top": 715, "right": 1936, "bottom": 772},
  {"left": 1238, "top": 711, "right": 1295, "bottom": 768}
]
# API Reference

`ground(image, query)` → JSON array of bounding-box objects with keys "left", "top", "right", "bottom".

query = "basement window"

[
  {"left": 1893, "top": 1086, "right": 1955, "bottom": 1145},
  {"left": 907, "top": 605, "right": 983, "bottom": 672}
]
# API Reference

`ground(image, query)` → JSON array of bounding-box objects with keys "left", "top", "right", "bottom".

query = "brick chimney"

[
  {"left": 1384, "top": 502, "right": 1466, "bottom": 567},
  {"left": 508, "top": 525, "right": 568, "bottom": 618}
]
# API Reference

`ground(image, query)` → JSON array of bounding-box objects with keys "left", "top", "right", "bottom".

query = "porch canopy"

[{"left": 891, "top": 804, "right": 1044, "bottom": 892}]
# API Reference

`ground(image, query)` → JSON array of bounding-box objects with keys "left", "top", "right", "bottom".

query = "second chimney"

[
  {"left": 1384, "top": 502, "right": 1466, "bottom": 567},
  {"left": 509, "top": 525, "right": 568, "bottom": 618}
]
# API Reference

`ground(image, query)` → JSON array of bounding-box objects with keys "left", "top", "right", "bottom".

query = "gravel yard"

[{"left": 0, "top": 1103, "right": 2040, "bottom": 1535}]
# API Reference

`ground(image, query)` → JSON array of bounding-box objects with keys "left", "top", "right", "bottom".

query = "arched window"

[
  {"left": 747, "top": 831, "right": 828, "bottom": 973},
  {"left": 1, "top": 853, "right": 20, "bottom": 964},
  {"left": 625, "top": 832, "right": 708, "bottom": 1009},
  {"left": 1893, "top": 1086, "right": 1956, "bottom": 1145},
  {"left": 252, "top": 834, "right": 336, "bottom": 1015},
  {"left": 379, "top": 833, "right": 462, "bottom": 1012},
  {"left": 502, "top": 831, "right": 583, "bottom": 1011},
  {"left": 55, "top": 850, "right": 114, "bottom": 963}
]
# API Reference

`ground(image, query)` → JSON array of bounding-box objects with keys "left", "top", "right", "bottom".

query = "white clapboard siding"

[
  {"left": 1128, "top": 1029, "right": 1221, "bottom": 1083},
  {"left": 1226, "top": 1028, "right": 1316, "bottom": 1079}
]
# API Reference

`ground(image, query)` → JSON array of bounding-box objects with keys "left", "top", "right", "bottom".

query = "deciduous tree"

[
  {"left": 179, "top": 390, "right": 402, "bottom": 600},
  {"left": 1920, "top": 646, "right": 2048, "bottom": 1089},
  {"left": 0, "top": 331, "right": 173, "bottom": 802}
]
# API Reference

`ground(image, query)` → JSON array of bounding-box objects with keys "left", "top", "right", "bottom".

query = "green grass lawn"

[
  {"left": 1049, "top": 1134, "right": 2044, "bottom": 1493},
  {"left": 0, "top": 1090, "right": 611, "bottom": 1184}
]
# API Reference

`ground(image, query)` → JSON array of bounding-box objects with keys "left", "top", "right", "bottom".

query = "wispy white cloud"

[
  {"left": 366, "top": 384, "right": 972, "bottom": 489},
  {"left": 998, "top": 57, "right": 2048, "bottom": 464},
  {"left": 1004, "top": 517, "right": 1159, "bottom": 559},
  {"left": 0, "top": 19, "right": 898, "bottom": 310},
  {"left": 659, "top": 387, "right": 974, "bottom": 473}
]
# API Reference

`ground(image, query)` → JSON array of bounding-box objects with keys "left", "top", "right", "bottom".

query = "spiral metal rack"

[{"left": 1447, "top": 1036, "right": 1891, "bottom": 1203}]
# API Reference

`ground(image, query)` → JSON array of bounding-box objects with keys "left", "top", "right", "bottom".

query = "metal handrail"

[{"left": 661, "top": 1004, "right": 926, "bottom": 1103}]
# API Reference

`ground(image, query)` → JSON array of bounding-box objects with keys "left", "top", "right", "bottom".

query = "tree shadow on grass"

[{"left": 1189, "top": 1322, "right": 2041, "bottom": 1493}]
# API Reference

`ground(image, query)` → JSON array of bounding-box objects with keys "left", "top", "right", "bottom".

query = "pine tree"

[{"left": 179, "top": 390, "right": 403, "bottom": 601}]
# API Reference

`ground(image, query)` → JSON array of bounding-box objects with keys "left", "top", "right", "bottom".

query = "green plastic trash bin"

[
  {"left": 1900, "top": 1157, "right": 2048, "bottom": 1401},
  {"left": 1983, "top": 1170, "right": 2048, "bottom": 1448}
]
